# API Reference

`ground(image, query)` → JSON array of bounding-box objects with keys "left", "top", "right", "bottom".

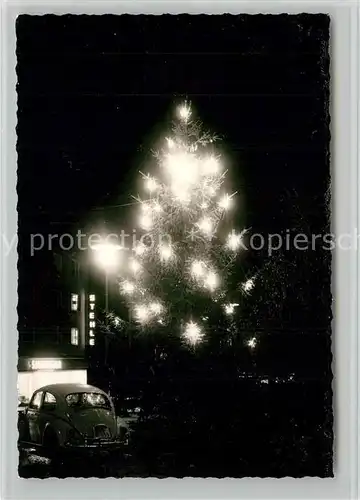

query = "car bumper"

[{"left": 64, "top": 437, "right": 128, "bottom": 455}]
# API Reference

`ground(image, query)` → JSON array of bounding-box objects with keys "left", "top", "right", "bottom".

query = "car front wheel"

[{"left": 43, "top": 427, "right": 60, "bottom": 458}]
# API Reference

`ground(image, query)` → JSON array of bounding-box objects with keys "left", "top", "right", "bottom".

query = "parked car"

[
  {"left": 18, "top": 383, "right": 129, "bottom": 457},
  {"left": 117, "top": 396, "right": 142, "bottom": 421}
]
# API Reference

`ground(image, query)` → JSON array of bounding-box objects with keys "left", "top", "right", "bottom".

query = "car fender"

[{"left": 42, "top": 418, "right": 71, "bottom": 447}]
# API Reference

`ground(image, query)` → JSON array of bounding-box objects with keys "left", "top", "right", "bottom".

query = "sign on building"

[{"left": 89, "top": 294, "right": 96, "bottom": 345}]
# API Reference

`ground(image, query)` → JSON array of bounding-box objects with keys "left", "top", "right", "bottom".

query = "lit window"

[
  {"left": 89, "top": 338, "right": 95, "bottom": 346},
  {"left": 71, "top": 293, "right": 78, "bottom": 311},
  {"left": 89, "top": 294, "right": 95, "bottom": 302},
  {"left": 89, "top": 312, "right": 95, "bottom": 319},
  {"left": 71, "top": 327, "right": 79, "bottom": 345},
  {"left": 89, "top": 329, "right": 95, "bottom": 337},
  {"left": 30, "top": 359, "right": 62, "bottom": 370}
]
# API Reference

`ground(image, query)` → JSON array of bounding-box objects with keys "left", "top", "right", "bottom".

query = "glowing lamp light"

[
  {"left": 191, "top": 260, "right": 205, "bottom": 278},
  {"left": 141, "top": 203, "right": 151, "bottom": 213},
  {"left": 205, "top": 184, "right": 217, "bottom": 197},
  {"left": 202, "top": 156, "right": 220, "bottom": 175},
  {"left": 122, "top": 281, "right": 135, "bottom": 294},
  {"left": 134, "top": 242, "right": 147, "bottom": 256},
  {"left": 226, "top": 231, "right": 242, "bottom": 251},
  {"left": 178, "top": 103, "right": 191, "bottom": 122},
  {"left": 134, "top": 304, "right": 149, "bottom": 324},
  {"left": 218, "top": 193, "right": 234, "bottom": 211},
  {"left": 159, "top": 244, "right": 173, "bottom": 261},
  {"left": 197, "top": 217, "right": 213, "bottom": 236},
  {"left": 144, "top": 175, "right": 158, "bottom": 193},
  {"left": 166, "top": 137, "right": 175, "bottom": 149},
  {"left": 224, "top": 303, "right": 239, "bottom": 315},
  {"left": 183, "top": 321, "right": 204, "bottom": 346},
  {"left": 153, "top": 202, "right": 162, "bottom": 213},
  {"left": 173, "top": 188, "right": 191, "bottom": 204},
  {"left": 130, "top": 259, "right": 141, "bottom": 273},
  {"left": 204, "top": 271, "right": 219, "bottom": 291},
  {"left": 164, "top": 151, "right": 200, "bottom": 205},
  {"left": 149, "top": 302, "right": 162, "bottom": 315},
  {"left": 165, "top": 153, "right": 199, "bottom": 185},
  {"left": 246, "top": 337, "right": 257, "bottom": 349},
  {"left": 139, "top": 213, "right": 153, "bottom": 230},
  {"left": 243, "top": 278, "right": 255, "bottom": 293},
  {"left": 92, "top": 242, "right": 123, "bottom": 270},
  {"left": 30, "top": 359, "right": 62, "bottom": 371}
]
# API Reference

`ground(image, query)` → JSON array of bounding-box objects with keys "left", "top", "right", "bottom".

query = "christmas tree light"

[
  {"left": 191, "top": 260, "right": 206, "bottom": 278},
  {"left": 183, "top": 321, "right": 203, "bottom": 346},
  {"left": 122, "top": 281, "right": 135, "bottom": 294},
  {"left": 118, "top": 102, "right": 249, "bottom": 344},
  {"left": 129, "top": 259, "right": 141, "bottom": 273},
  {"left": 246, "top": 337, "right": 257, "bottom": 349},
  {"left": 224, "top": 303, "right": 239, "bottom": 315},
  {"left": 218, "top": 193, "right": 234, "bottom": 211},
  {"left": 243, "top": 277, "right": 255, "bottom": 293}
]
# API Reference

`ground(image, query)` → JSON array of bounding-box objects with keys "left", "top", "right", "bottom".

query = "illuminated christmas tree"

[{"left": 118, "top": 102, "right": 255, "bottom": 348}]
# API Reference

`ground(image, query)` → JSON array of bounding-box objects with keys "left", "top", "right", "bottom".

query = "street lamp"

[{"left": 92, "top": 242, "right": 123, "bottom": 313}]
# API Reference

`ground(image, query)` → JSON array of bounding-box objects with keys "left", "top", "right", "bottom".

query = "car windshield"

[{"left": 66, "top": 392, "right": 111, "bottom": 410}]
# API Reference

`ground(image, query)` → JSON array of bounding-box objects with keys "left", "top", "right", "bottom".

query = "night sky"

[
  {"left": 17, "top": 13, "right": 330, "bottom": 308},
  {"left": 16, "top": 14, "right": 332, "bottom": 476},
  {"left": 17, "top": 14, "right": 329, "bottom": 229}
]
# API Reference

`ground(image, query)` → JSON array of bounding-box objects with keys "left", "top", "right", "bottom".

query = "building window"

[
  {"left": 71, "top": 327, "right": 79, "bottom": 345},
  {"left": 89, "top": 338, "right": 95, "bottom": 346},
  {"left": 43, "top": 392, "right": 57, "bottom": 411},
  {"left": 71, "top": 293, "right": 78, "bottom": 311},
  {"left": 29, "top": 391, "right": 43, "bottom": 410}
]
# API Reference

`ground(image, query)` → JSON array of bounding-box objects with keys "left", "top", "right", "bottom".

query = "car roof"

[{"left": 35, "top": 383, "right": 107, "bottom": 397}]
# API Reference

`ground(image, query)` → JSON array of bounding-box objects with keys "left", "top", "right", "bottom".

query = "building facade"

[{"left": 17, "top": 250, "right": 97, "bottom": 401}]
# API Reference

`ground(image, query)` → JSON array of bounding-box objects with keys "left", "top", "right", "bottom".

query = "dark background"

[{"left": 16, "top": 14, "right": 332, "bottom": 477}]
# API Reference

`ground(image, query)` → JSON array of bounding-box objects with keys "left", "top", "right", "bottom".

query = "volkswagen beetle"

[{"left": 18, "top": 383, "right": 129, "bottom": 457}]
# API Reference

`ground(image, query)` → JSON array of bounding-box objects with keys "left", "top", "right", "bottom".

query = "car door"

[
  {"left": 27, "top": 390, "right": 44, "bottom": 443},
  {"left": 38, "top": 392, "right": 58, "bottom": 444}
]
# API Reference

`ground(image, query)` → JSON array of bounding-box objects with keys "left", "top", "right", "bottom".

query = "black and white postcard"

[{"left": 16, "top": 14, "right": 332, "bottom": 478}]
